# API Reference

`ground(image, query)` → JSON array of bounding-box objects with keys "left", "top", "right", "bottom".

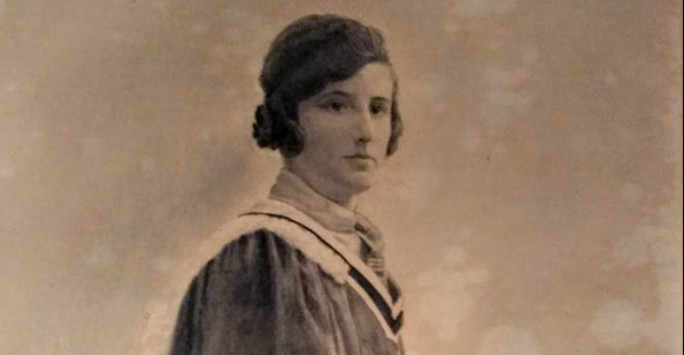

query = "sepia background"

[{"left": 0, "top": 1, "right": 682, "bottom": 354}]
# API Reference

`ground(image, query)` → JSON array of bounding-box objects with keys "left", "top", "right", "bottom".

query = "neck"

[
  {"left": 327, "top": 190, "right": 356, "bottom": 209},
  {"left": 283, "top": 166, "right": 358, "bottom": 209}
]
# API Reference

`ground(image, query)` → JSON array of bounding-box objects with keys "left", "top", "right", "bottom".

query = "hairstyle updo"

[{"left": 252, "top": 14, "right": 403, "bottom": 158}]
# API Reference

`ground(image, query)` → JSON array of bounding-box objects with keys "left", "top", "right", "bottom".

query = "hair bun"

[{"left": 252, "top": 104, "right": 276, "bottom": 149}]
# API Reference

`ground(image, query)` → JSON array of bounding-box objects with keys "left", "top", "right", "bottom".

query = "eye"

[
  {"left": 320, "top": 99, "right": 350, "bottom": 113},
  {"left": 370, "top": 100, "right": 390, "bottom": 116}
]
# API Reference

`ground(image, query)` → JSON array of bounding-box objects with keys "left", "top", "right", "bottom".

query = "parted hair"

[{"left": 252, "top": 14, "right": 403, "bottom": 157}]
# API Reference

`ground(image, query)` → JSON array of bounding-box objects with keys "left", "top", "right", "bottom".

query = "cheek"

[
  {"left": 315, "top": 133, "right": 348, "bottom": 158},
  {"left": 374, "top": 120, "right": 392, "bottom": 145},
  {"left": 304, "top": 121, "right": 348, "bottom": 151},
  {"left": 297, "top": 135, "right": 336, "bottom": 170}
]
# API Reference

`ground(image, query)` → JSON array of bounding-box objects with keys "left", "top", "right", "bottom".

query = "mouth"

[
  {"left": 346, "top": 153, "right": 376, "bottom": 162},
  {"left": 345, "top": 153, "right": 377, "bottom": 163}
]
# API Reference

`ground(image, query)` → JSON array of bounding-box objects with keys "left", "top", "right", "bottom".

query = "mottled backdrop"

[{"left": 0, "top": 1, "right": 681, "bottom": 354}]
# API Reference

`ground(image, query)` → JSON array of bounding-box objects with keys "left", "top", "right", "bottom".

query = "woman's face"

[{"left": 287, "top": 63, "right": 394, "bottom": 206}]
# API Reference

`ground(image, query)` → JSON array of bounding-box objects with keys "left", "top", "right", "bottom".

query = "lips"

[
  {"left": 345, "top": 153, "right": 377, "bottom": 169},
  {"left": 346, "top": 153, "right": 375, "bottom": 161}
]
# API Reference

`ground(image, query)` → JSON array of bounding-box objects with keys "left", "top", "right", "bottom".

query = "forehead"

[{"left": 317, "top": 63, "right": 394, "bottom": 98}]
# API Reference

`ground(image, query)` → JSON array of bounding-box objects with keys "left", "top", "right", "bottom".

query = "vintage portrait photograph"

[{"left": 0, "top": 1, "right": 682, "bottom": 354}]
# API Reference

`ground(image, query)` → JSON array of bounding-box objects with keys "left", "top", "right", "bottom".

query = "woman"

[{"left": 170, "top": 14, "right": 405, "bottom": 355}]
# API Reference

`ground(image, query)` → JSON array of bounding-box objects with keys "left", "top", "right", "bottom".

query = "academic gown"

[{"left": 169, "top": 170, "right": 404, "bottom": 355}]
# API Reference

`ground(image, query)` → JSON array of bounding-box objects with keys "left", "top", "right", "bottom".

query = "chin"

[{"left": 341, "top": 173, "right": 374, "bottom": 194}]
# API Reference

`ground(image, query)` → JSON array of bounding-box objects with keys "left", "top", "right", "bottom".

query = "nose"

[{"left": 355, "top": 110, "right": 373, "bottom": 144}]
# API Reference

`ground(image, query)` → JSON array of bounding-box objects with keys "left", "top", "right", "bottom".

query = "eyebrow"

[
  {"left": 316, "top": 90, "right": 391, "bottom": 103},
  {"left": 315, "top": 90, "right": 353, "bottom": 101}
]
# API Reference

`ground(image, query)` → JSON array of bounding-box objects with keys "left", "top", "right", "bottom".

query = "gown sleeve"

[{"left": 169, "top": 229, "right": 338, "bottom": 355}]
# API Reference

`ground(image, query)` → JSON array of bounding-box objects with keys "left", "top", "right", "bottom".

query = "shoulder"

[{"left": 191, "top": 213, "right": 349, "bottom": 283}]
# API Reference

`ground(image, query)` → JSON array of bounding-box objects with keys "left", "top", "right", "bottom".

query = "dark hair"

[{"left": 252, "top": 14, "right": 403, "bottom": 157}]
